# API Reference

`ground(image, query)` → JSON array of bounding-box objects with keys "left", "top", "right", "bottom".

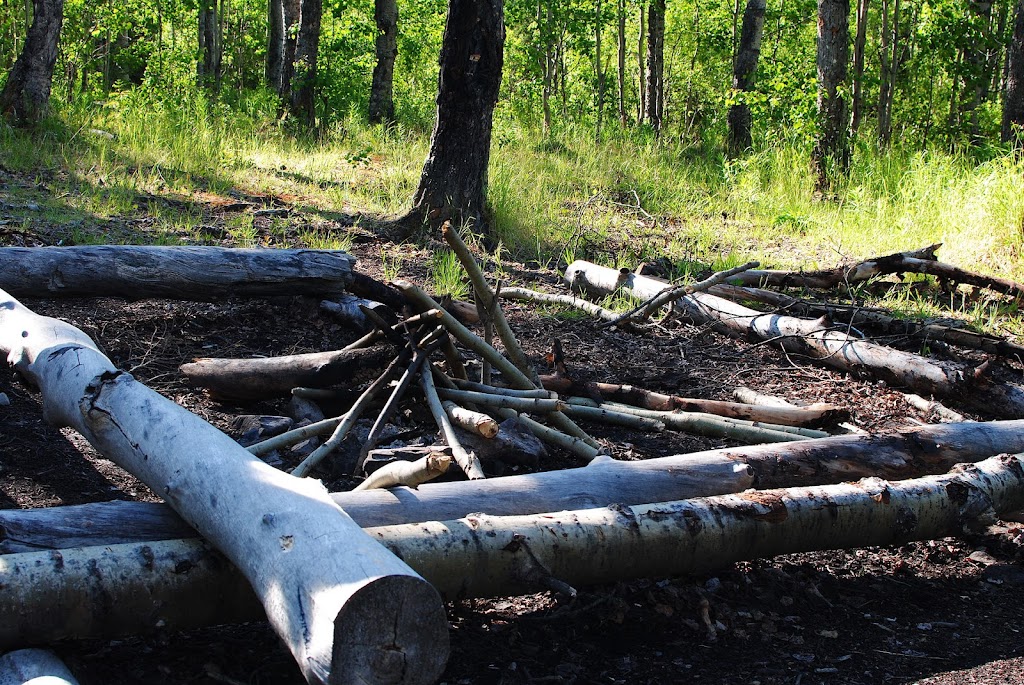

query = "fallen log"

[
  {"left": 2, "top": 453, "right": 1022, "bottom": 645},
  {"left": 724, "top": 244, "right": 941, "bottom": 290},
  {"left": 0, "top": 290, "right": 448, "bottom": 685},
  {"left": 4, "top": 420, "right": 1024, "bottom": 553},
  {"left": 0, "top": 246, "right": 356, "bottom": 300},
  {"left": 0, "top": 649, "right": 79, "bottom": 685},
  {"left": 540, "top": 376, "right": 848, "bottom": 428},
  {"left": 709, "top": 283, "right": 1024, "bottom": 360},
  {"left": 564, "top": 261, "right": 1024, "bottom": 417},
  {"left": 179, "top": 346, "right": 392, "bottom": 402}
]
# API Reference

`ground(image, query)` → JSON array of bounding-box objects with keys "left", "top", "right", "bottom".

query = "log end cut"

[{"left": 328, "top": 574, "right": 449, "bottom": 685}]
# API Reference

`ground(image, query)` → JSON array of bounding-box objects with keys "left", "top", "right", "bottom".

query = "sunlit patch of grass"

[
  {"left": 297, "top": 227, "right": 354, "bottom": 251},
  {"left": 429, "top": 250, "right": 470, "bottom": 301}
]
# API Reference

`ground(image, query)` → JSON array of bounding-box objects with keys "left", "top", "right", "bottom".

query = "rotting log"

[
  {"left": 0, "top": 649, "right": 80, "bottom": 685},
  {"left": 179, "top": 346, "right": 392, "bottom": 402},
  {"left": 564, "top": 261, "right": 1024, "bottom": 418},
  {"left": 2, "top": 454, "right": 1023, "bottom": 642},
  {"left": 0, "top": 290, "right": 448, "bottom": 685},
  {"left": 0, "top": 246, "right": 356, "bottom": 300},
  {"left": 5, "top": 420, "right": 1024, "bottom": 553}
]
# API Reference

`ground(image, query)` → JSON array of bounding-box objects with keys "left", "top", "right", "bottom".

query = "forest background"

[{"left": 2, "top": 0, "right": 1024, "bottom": 333}]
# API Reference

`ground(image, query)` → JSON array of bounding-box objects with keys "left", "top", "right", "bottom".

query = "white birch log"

[
  {"left": 0, "top": 649, "right": 79, "bottom": 685},
  {"left": 4, "top": 420, "right": 1024, "bottom": 552},
  {"left": 1, "top": 454, "right": 1022, "bottom": 643},
  {"left": 0, "top": 246, "right": 355, "bottom": 300},
  {"left": 0, "top": 290, "right": 448, "bottom": 685},
  {"left": 564, "top": 260, "right": 1024, "bottom": 416}
]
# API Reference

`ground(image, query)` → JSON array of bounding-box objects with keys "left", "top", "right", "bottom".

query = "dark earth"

[{"left": 3, "top": 177, "right": 1024, "bottom": 684}]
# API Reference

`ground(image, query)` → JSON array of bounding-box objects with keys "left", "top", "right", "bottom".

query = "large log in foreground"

[
  {"left": 0, "top": 290, "right": 448, "bottom": 685},
  {"left": 0, "top": 648, "right": 80, "bottom": 685},
  {"left": 1, "top": 454, "right": 1022, "bottom": 646},
  {"left": 564, "top": 261, "right": 1024, "bottom": 417},
  {"left": 0, "top": 246, "right": 357, "bottom": 300},
  {"left": 4, "top": 420, "right": 1024, "bottom": 553}
]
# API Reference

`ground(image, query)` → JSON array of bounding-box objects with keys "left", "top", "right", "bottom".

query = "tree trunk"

[
  {"left": 850, "top": 0, "right": 869, "bottom": 136},
  {"left": 405, "top": 0, "right": 504, "bottom": 234},
  {"left": 279, "top": 0, "right": 300, "bottom": 97},
  {"left": 0, "top": 649, "right": 79, "bottom": 685},
  {"left": 290, "top": 0, "right": 321, "bottom": 126},
  {"left": 965, "top": 0, "right": 994, "bottom": 142},
  {"left": 617, "top": 0, "right": 627, "bottom": 125},
  {"left": 6, "top": 419, "right": 1024, "bottom": 553},
  {"left": 0, "top": 291, "right": 449, "bottom": 685},
  {"left": 197, "top": 0, "right": 222, "bottom": 91},
  {"left": 2, "top": 453, "right": 1023, "bottom": 639},
  {"left": 179, "top": 346, "right": 392, "bottom": 401},
  {"left": 638, "top": 2, "right": 646, "bottom": 121},
  {"left": 266, "top": 0, "right": 284, "bottom": 90},
  {"left": 643, "top": 0, "right": 665, "bottom": 132},
  {"left": 564, "top": 260, "right": 1024, "bottom": 416},
  {"left": 813, "top": 0, "right": 850, "bottom": 186},
  {"left": 1003, "top": 0, "right": 1024, "bottom": 142},
  {"left": 595, "top": 0, "right": 605, "bottom": 141},
  {"left": 726, "top": 0, "right": 767, "bottom": 155},
  {"left": 0, "top": 0, "right": 64, "bottom": 125},
  {"left": 368, "top": 0, "right": 398, "bottom": 124},
  {"left": 0, "top": 246, "right": 356, "bottom": 300}
]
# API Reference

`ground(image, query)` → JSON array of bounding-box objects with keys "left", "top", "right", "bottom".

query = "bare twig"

[
  {"left": 436, "top": 387, "right": 565, "bottom": 413},
  {"left": 353, "top": 453, "right": 452, "bottom": 491},
  {"left": 499, "top": 286, "right": 621, "bottom": 322},
  {"left": 421, "top": 365, "right": 487, "bottom": 479}
]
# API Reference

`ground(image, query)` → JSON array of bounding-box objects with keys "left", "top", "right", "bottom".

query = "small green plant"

[
  {"left": 379, "top": 246, "right": 405, "bottom": 282},
  {"left": 430, "top": 250, "right": 470, "bottom": 301},
  {"left": 298, "top": 228, "right": 354, "bottom": 251},
  {"left": 226, "top": 214, "right": 258, "bottom": 247}
]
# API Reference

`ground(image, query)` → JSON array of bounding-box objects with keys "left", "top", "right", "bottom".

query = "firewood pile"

[{"left": 2, "top": 231, "right": 1024, "bottom": 684}]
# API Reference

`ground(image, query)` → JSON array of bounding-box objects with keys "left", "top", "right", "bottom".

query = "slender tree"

[
  {"left": 403, "top": 0, "right": 505, "bottom": 235},
  {"left": 877, "top": 0, "right": 900, "bottom": 146},
  {"left": 726, "top": 0, "right": 766, "bottom": 155},
  {"left": 617, "top": 0, "right": 627, "bottom": 125},
  {"left": 1003, "top": 0, "right": 1024, "bottom": 142},
  {"left": 266, "top": 0, "right": 284, "bottom": 90},
  {"left": 197, "top": 0, "right": 222, "bottom": 91},
  {"left": 813, "top": 0, "right": 850, "bottom": 187},
  {"left": 290, "top": 0, "right": 321, "bottom": 125},
  {"left": 643, "top": 0, "right": 665, "bottom": 132},
  {"left": 369, "top": 0, "right": 398, "bottom": 124},
  {"left": 850, "top": 0, "right": 869, "bottom": 136},
  {"left": 0, "top": 0, "right": 64, "bottom": 125}
]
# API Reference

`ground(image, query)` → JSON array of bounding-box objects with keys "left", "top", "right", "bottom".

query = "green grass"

[{"left": 3, "top": 91, "right": 1023, "bottom": 336}]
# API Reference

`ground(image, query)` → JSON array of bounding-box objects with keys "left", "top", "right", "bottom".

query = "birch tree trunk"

[
  {"left": 279, "top": 0, "right": 300, "bottom": 97},
  {"left": 290, "top": 0, "right": 321, "bottom": 126},
  {"left": 6, "top": 419, "right": 1024, "bottom": 552},
  {"left": 0, "top": 290, "right": 448, "bottom": 685},
  {"left": 643, "top": 0, "right": 665, "bottom": 132},
  {"left": 266, "top": 0, "right": 285, "bottom": 90},
  {"left": 2, "top": 454, "right": 1023, "bottom": 642},
  {"left": 850, "top": 0, "right": 869, "bottom": 136},
  {"left": 198, "top": 0, "right": 222, "bottom": 91},
  {"left": 0, "top": 246, "right": 356, "bottom": 300}
]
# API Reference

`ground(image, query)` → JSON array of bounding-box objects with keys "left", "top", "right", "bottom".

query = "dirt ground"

[{"left": 3, "top": 204, "right": 1024, "bottom": 684}]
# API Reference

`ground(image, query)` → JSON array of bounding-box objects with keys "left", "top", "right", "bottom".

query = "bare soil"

[{"left": 3, "top": 191, "right": 1024, "bottom": 684}]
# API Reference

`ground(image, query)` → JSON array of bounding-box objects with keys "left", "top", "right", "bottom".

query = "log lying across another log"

[
  {"left": 2, "top": 453, "right": 1023, "bottom": 645},
  {"left": 564, "top": 261, "right": 1024, "bottom": 418},
  {"left": 4, "top": 420, "right": 1024, "bottom": 552},
  {"left": 0, "top": 246, "right": 357, "bottom": 300},
  {"left": 0, "top": 290, "right": 448, "bottom": 685}
]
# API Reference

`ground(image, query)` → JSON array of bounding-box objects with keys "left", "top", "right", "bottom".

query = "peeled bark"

[
  {"left": 727, "top": 0, "right": 767, "bottom": 155},
  {"left": 0, "top": 246, "right": 356, "bottom": 300},
  {"left": 0, "top": 290, "right": 449, "bottom": 685},
  {"left": 368, "top": 0, "right": 398, "bottom": 124},
  {"left": 564, "top": 260, "right": 1024, "bottom": 416},
  {"left": 405, "top": 0, "right": 504, "bottom": 233},
  {"left": 2, "top": 454, "right": 1023, "bottom": 641},
  {"left": 1003, "top": 0, "right": 1024, "bottom": 142},
  {"left": 179, "top": 346, "right": 392, "bottom": 401},
  {"left": 6, "top": 420, "right": 1024, "bottom": 554},
  {"left": 0, "top": 0, "right": 64, "bottom": 125}
]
